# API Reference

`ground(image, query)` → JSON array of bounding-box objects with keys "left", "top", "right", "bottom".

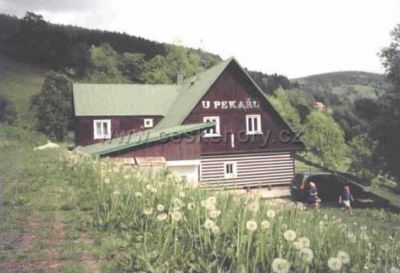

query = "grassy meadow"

[
  {"left": 1, "top": 125, "right": 399, "bottom": 273},
  {"left": 0, "top": 55, "right": 47, "bottom": 128}
]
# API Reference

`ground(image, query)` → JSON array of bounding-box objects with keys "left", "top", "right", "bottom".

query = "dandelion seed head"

[
  {"left": 246, "top": 220, "right": 258, "bottom": 232},
  {"left": 143, "top": 207, "right": 153, "bottom": 216},
  {"left": 327, "top": 257, "right": 342, "bottom": 271},
  {"left": 210, "top": 209, "right": 221, "bottom": 219},
  {"left": 283, "top": 230, "right": 296, "bottom": 241},
  {"left": 260, "top": 220, "right": 270, "bottom": 230},
  {"left": 267, "top": 209, "right": 276, "bottom": 219},
  {"left": 272, "top": 258, "right": 290, "bottom": 273},
  {"left": 337, "top": 251, "right": 350, "bottom": 264},
  {"left": 157, "top": 204, "right": 165, "bottom": 212},
  {"left": 156, "top": 213, "right": 168, "bottom": 221},
  {"left": 211, "top": 225, "right": 220, "bottom": 235},
  {"left": 170, "top": 210, "right": 182, "bottom": 222},
  {"left": 299, "top": 248, "right": 314, "bottom": 263},
  {"left": 204, "top": 219, "right": 215, "bottom": 229},
  {"left": 187, "top": 202, "right": 195, "bottom": 211}
]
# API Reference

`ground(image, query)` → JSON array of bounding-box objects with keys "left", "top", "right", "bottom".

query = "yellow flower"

[
  {"left": 260, "top": 220, "right": 270, "bottom": 230},
  {"left": 299, "top": 248, "right": 314, "bottom": 263},
  {"left": 337, "top": 251, "right": 350, "bottom": 264},
  {"left": 327, "top": 257, "right": 342, "bottom": 271},
  {"left": 272, "top": 258, "right": 290, "bottom": 273},
  {"left": 204, "top": 219, "right": 215, "bottom": 229},
  {"left": 267, "top": 209, "right": 276, "bottom": 219},
  {"left": 283, "top": 230, "right": 296, "bottom": 241},
  {"left": 246, "top": 220, "right": 258, "bottom": 232},
  {"left": 156, "top": 213, "right": 168, "bottom": 221}
]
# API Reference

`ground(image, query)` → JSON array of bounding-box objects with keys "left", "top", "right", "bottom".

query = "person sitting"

[
  {"left": 338, "top": 185, "right": 354, "bottom": 215},
  {"left": 307, "top": 182, "right": 320, "bottom": 209}
]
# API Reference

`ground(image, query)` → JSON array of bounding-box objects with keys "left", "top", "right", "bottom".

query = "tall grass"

[{"left": 60, "top": 153, "right": 399, "bottom": 273}]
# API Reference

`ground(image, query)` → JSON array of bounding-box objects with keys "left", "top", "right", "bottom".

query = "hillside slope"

[
  {"left": 0, "top": 55, "right": 47, "bottom": 127},
  {"left": 292, "top": 71, "right": 390, "bottom": 103}
]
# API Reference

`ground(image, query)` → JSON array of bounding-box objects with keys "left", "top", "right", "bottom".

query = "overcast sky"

[{"left": 1, "top": 0, "right": 399, "bottom": 78}]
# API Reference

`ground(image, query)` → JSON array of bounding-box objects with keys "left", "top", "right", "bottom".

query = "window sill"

[
  {"left": 94, "top": 136, "right": 112, "bottom": 140},
  {"left": 246, "top": 132, "right": 263, "bottom": 135},
  {"left": 203, "top": 134, "right": 222, "bottom": 138}
]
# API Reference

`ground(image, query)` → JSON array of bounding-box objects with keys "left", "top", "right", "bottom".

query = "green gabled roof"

[
  {"left": 73, "top": 83, "right": 181, "bottom": 116},
  {"left": 154, "top": 58, "right": 233, "bottom": 129},
  {"left": 75, "top": 122, "right": 215, "bottom": 156}
]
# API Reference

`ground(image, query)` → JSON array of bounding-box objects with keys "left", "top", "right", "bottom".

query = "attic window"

[
  {"left": 203, "top": 116, "right": 220, "bottom": 137},
  {"left": 93, "top": 119, "right": 111, "bottom": 139},
  {"left": 144, "top": 118, "right": 154, "bottom": 128},
  {"left": 246, "top": 114, "right": 262, "bottom": 135}
]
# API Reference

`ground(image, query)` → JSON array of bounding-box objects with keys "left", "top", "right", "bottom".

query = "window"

[
  {"left": 93, "top": 119, "right": 111, "bottom": 139},
  {"left": 224, "top": 162, "right": 237, "bottom": 179},
  {"left": 246, "top": 114, "right": 262, "bottom": 135},
  {"left": 203, "top": 116, "right": 220, "bottom": 137},
  {"left": 144, "top": 118, "right": 154, "bottom": 128}
]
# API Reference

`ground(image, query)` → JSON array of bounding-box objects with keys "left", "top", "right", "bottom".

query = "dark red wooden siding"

[
  {"left": 75, "top": 116, "right": 163, "bottom": 146},
  {"left": 108, "top": 134, "right": 201, "bottom": 160},
  {"left": 183, "top": 62, "right": 303, "bottom": 156}
]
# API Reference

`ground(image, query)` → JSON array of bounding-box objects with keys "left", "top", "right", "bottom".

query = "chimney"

[{"left": 176, "top": 73, "right": 184, "bottom": 85}]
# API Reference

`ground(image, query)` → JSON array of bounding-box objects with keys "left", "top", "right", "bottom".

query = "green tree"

[
  {"left": 371, "top": 24, "right": 400, "bottom": 179},
  {"left": 303, "top": 111, "right": 347, "bottom": 169},
  {"left": 31, "top": 72, "right": 73, "bottom": 141},
  {"left": 0, "top": 95, "right": 18, "bottom": 125},
  {"left": 142, "top": 55, "right": 172, "bottom": 84},
  {"left": 348, "top": 135, "right": 376, "bottom": 182},
  {"left": 85, "top": 43, "right": 127, "bottom": 83},
  {"left": 119, "top": 52, "right": 146, "bottom": 83},
  {"left": 268, "top": 88, "right": 301, "bottom": 130}
]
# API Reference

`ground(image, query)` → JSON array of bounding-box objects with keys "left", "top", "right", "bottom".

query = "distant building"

[
  {"left": 73, "top": 58, "right": 304, "bottom": 188},
  {"left": 314, "top": 101, "right": 325, "bottom": 111}
]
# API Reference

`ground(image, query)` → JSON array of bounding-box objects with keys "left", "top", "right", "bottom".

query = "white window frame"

[
  {"left": 144, "top": 118, "right": 154, "bottom": 128},
  {"left": 93, "top": 119, "right": 111, "bottom": 139},
  {"left": 246, "top": 114, "right": 262, "bottom": 135},
  {"left": 203, "top": 116, "right": 221, "bottom": 137},
  {"left": 224, "top": 162, "right": 237, "bottom": 179}
]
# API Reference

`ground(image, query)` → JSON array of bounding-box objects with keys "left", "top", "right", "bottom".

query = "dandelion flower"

[
  {"left": 246, "top": 220, "right": 258, "bottom": 232},
  {"left": 170, "top": 210, "right": 182, "bottom": 222},
  {"left": 134, "top": 192, "right": 142, "bottom": 198},
  {"left": 267, "top": 209, "right": 276, "bottom": 219},
  {"left": 157, "top": 204, "right": 165, "bottom": 212},
  {"left": 283, "top": 230, "right": 296, "bottom": 241},
  {"left": 272, "top": 258, "right": 290, "bottom": 273},
  {"left": 143, "top": 207, "right": 153, "bottom": 215},
  {"left": 146, "top": 184, "right": 152, "bottom": 191},
  {"left": 260, "top": 220, "right": 270, "bottom": 230},
  {"left": 247, "top": 201, "right": 260, "bottom": 213},
  {"left": 187, "top": 202, "right": 195, "bottom": 211},
  {"left": 178, "top": 191, "right": 186, "bottom": 198},
  {"left": 104, "top": 178, "right": 110, "bottom": 184},
  {"left": 337, "top": 251, "right": 350, "bottom": 264},
  {"left": 156, "top": 213, "right": 168, "bottom": 221},
  {"left": 204, "top": 219, "right": 215, "bottom": 229},
  {"left": 211, "top": 225, "right": 220, "bottom": 235},
  {"left": 299, "top": 248, "right": 314, "bottom": 263},
  {"left": 210, "top": 209, "right": 221, "bottom": 219},
  {"left": 327, "top": 257, "right": 342, "bottom": 271},
  {"left": 298, "top": 237, "right": 310, "bottom": 248},
  {"left": 293, "top": 241, "right": 302, "bottom": 250},
  {"left": 113, "top": 190, "right": 120, "bottom": 195}
]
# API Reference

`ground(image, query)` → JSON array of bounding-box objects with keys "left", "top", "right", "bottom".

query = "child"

[
  {"left": 338, "top": 185, "right": 354, "bottom": 215},
  {"left": 307, "top": 182, "right": 320, "bottom": 209}
]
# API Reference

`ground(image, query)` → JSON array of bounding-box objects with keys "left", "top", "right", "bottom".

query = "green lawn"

[{"left": 0, "top": 55, "right": 47, "bottom": 128}]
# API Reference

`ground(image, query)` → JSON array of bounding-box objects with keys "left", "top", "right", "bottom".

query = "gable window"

[
  {"left": 203, "top": 116, "right": 220, "bottom": 137},
  {"left": 144, "top": 118, "right": 154, "bottom": 128},
  {"left": 224, "top": 162, "right": 237, "bottom": 179},
  {"left": 93, "top": 119, "right": 111, "bottom": 139},
  {"left": 246, "top": 114, "right": 262, "bottom": 135}
]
